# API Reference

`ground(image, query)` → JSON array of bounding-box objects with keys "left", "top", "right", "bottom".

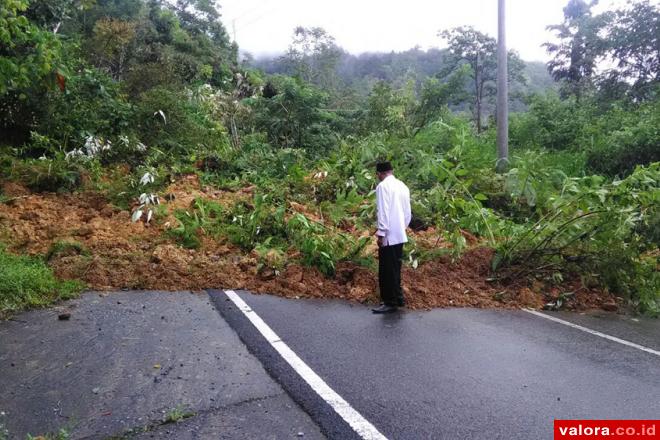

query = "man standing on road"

[{"left": 372, "top": 161, "right": 411, "bottom": 314}]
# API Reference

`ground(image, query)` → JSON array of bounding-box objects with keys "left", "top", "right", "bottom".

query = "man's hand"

[{"left": 377, "top": 236, "right": 385, "bottom": 248}]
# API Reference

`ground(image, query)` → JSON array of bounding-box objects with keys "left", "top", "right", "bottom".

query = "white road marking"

[
  {"left": 524, "top": 309, "right": 660, "bottom": 357},
  {"left": 225, "top": 290, "right": 387, "bottom": 440}
]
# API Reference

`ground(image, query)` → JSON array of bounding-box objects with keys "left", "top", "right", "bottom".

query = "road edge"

[{"left": 207, "top": 289, "right": 365, "bottom": 440}]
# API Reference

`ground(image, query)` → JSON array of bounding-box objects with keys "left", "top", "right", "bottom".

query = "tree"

[
  {"left": 172, "top": 0, "right": 228, "bottom": 42},
  {"left": 25, "top": 0, "right": 92, "bottom": 33},
  {"left": 545, "top": 0, "right": 658, "bottom": 102},
  {"left": 90, "top": 18, "right": 136, "bottom": 80},
  {"left": 363, "top": 80, "right": 414, "bottom": 135},
  {"left": 166, "top": 0, "right": 236, "bottom": 87},
  {"left": 439, "top": 26, "right": 525, "bottom": 133},
  {"left": 1, "top": 0, "right": 68, "bottom": 145},
  {"left": 281, "top": 26, "right": 342, "bottom": 91},
  {"left": 544, "top": 0, "right": 608, "bottom": 101},
  {"left": 603, "top": 0, "right": 659, "bottom": 101},
  {"left": 412, "top": 69, "right": 469, "bottom": 132},
  {"left": 85, "top": 0, "right": 237, "bottom": 94},
  {"left": 0, "top": 0, "right": 64, "bottom": 94}
]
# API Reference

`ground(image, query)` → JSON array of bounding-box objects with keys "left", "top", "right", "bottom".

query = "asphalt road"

[
  {"left": 2, "top": 290, "right": 658, "bottom": 439},
  {"left": 211, "top": 290, "right": 660, "bottom": 440},
  {"left": 0, "top": 291, "right": 323, "bottom": 439}
]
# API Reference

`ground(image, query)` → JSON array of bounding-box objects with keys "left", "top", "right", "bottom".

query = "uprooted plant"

[{"left": 493, "top": 163, "right": 659, "bottom": 315}]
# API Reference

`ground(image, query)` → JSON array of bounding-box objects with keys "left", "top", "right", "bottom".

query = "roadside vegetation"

[
  {"left": 0, "top": 245, "right": 83, "bottom": 318},
  {"left": 1, "top": 0, "right": 658, "bottom": 316}
]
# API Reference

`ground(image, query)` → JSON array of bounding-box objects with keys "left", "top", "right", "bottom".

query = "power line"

[
  {"left": 235, "top": 2, "right": 268, "bottom": 21},
  {"left": 232, "top": 4, "right": 280, "bottom": 39},
  {"left": 224, "top": 0, "right": 277, "bottom": 42}
]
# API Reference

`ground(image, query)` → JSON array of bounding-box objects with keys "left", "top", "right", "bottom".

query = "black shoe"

[
  {"left": 372, "top": 304, "right": 398, "bottom": 314},
  {"left": 397, "top": 299, "right": 406, "bottom": 307}
]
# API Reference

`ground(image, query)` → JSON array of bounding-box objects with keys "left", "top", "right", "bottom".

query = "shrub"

[
  {"left": 585, "top": 101, "right": 660, "bottom": 176},
  {"left": 245, "top": 75, "right": 338, "bottom": 153},
  {"left": 36, "top": 68, "right": 134, "bottom": 152},
  {"left": 134, "top": 86, "right": 229, "bottom": 160},
  {"left": 9, "top": 154, "right": 87, "bottom": 193},
  {"left": 509, "top": 93, "right": 587, "bottom": 150}
]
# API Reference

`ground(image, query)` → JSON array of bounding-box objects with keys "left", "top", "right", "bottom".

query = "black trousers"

[{"left": 378, "top": 243, "right": 404, "bottom": 306}]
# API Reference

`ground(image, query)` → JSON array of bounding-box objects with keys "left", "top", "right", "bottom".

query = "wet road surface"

[
  {"left": 211, "top": 290, "right": 660, "bottom": 440},
  {"left": 0, "top": 291, "right": 323, "bottom": 439},
  {"left": 1, "top": 289, "right": 658, "bottom": 439}
]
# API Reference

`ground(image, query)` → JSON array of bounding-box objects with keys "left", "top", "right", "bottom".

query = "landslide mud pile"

[{"left": 0, "top": 177, "right": 617, "bottom": 311}]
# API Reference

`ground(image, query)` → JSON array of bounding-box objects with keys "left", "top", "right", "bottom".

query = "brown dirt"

[
  {"left": 0, "top": 177, "right": 618, "bottom": 312},
  {"left": 2, "top": 181, "right": 31, "bottom": 198}
]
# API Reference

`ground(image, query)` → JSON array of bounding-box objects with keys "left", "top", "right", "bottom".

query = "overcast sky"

[{"left": 218, "top": 0, "right": 628, "bottom": 62}]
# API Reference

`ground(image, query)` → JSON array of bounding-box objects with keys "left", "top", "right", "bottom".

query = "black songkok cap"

[{"left": 376, "top": 161, "right": 393, "bottom": 172}]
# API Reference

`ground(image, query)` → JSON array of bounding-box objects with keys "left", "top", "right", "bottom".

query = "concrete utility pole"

[{"left": 496, "top": 0, "right": 509, "bottom": 173}]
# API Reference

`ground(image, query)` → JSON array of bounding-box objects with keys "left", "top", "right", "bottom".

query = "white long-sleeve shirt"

[{"left": 376, "top": 175, "right": 411, "bottom": 246}]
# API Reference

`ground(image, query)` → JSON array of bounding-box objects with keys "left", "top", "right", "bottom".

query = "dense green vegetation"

[
  {"left": 0, "top": 245, "right": 83, "bottom": 317},
  {"left": 1, "top": 0, "right": 658, "bottom": 315}
]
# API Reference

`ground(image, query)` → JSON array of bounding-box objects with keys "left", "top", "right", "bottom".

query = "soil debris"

[{"left": 0, "top": 177, "right": 618, "bottom": 312}]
